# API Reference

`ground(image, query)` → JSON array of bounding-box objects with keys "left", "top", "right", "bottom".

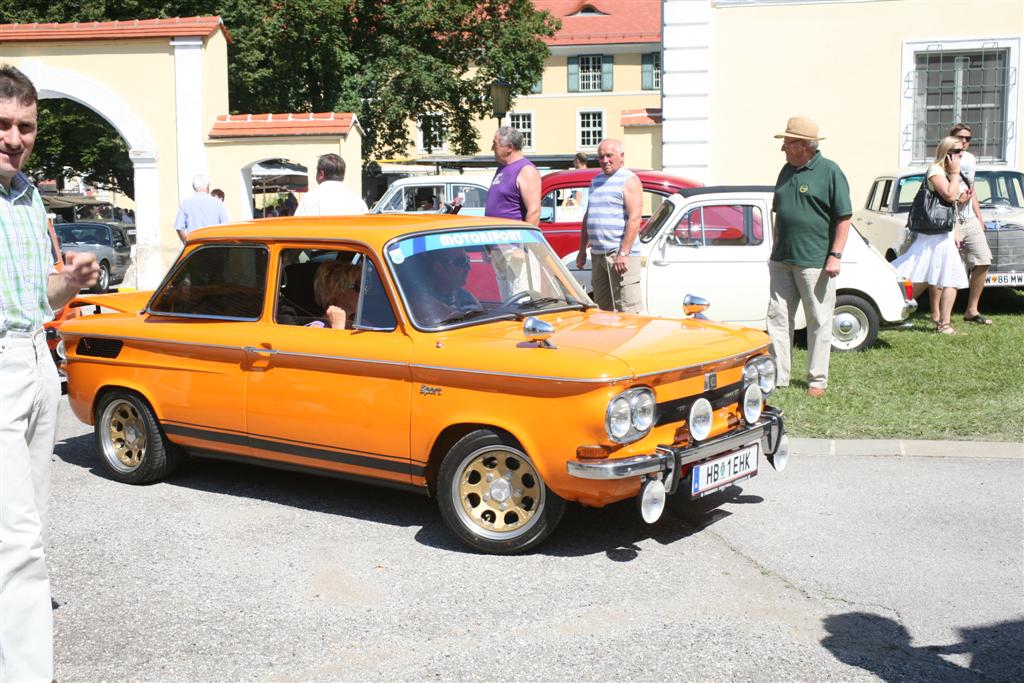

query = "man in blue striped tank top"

[{"left": 575, "top": 139, "right": 643, "bottom": 312}]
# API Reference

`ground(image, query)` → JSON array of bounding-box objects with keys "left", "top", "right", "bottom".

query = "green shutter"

[
  {"left": 568, "top": 56, "right": 579, "bottom": 93},
  {"left": 601, "top": 55, "right": 614, "bottom": 91},
  {"left": 642, "top": 53, "right": 654, "bottom": 90}
]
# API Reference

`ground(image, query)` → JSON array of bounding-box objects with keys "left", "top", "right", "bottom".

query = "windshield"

[
  {"left": 56, "top": 224, "right": 109, "bottom": 245},
  {"left": 387, "top": 227, "right": 592, "bottom": 329},
  {"left": 974, "top": 170, "right": 1024, "bottom": 208}
]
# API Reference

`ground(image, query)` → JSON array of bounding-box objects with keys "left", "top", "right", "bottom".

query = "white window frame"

[
  {"left": 900, "top": 36, "right": 1020, "bottom": 168},
  {"left": 417, "top": 113, "right": 447, "bottom": 153},
  {"left": 579, "top": 55, "right": 603, "bottom": 92},
  {"left": 577, "top": 109, "right": 605, "bottom": 149},
  {"left": 652, "top": 52, "right": 662, "bottom": 90},
  {"left": 509, "top": 111, "right": 535, "bottom": 150}
]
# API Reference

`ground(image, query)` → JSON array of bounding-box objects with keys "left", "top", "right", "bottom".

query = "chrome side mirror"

[
  {"left": 683, "top": 294, "right": 710, "bottom": 319},
  {"left": 523, "top": 316, "right": 556, "bottom": 348}
]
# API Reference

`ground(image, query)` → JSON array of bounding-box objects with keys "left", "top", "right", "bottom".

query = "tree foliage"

[{"left": 2, "top": 0, "right": 558, "bottom": 198}]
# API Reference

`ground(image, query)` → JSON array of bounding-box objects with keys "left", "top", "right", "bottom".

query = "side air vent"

[{"left": 77, "top": 337, "right": 123, "bottom": 359}]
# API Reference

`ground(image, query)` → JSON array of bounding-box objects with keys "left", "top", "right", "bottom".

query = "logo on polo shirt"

[{"left": 799, "top": 184, "right": 809, "bottom": 193}]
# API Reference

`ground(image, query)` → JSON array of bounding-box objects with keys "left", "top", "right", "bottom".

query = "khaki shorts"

[{"left": 959, "top": 215, "right": 992, "bottom": 268}]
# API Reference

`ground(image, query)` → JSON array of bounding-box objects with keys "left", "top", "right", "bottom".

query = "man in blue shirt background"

[{"left": 174, "top": 174, "right": 228, "bottom": 243}]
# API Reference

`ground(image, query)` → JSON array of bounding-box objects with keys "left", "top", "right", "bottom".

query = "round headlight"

[
  {"left": 756, "top": 356, "right": 777, "bottom": 394},
  {"left": 742, "top": 383, "right": 763, "bottom": 424},
  {"left": 688, "top": 398, "right": 713, "bottom": 441},
  {"left": 607, "top": 396, "right": 632, "bottom": 440},
  {"left": 630, "top": 391, "right": 656, "bottom": 431},
  {"left": 742, "top": 363, "right": 759, "bottom": 386},
  {"left": 55, "top": 340, "right": 67, "bottom": 360}
]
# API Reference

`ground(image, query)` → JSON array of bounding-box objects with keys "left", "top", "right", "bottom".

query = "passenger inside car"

[{"left": 307, "top": 260, "right": 361, "bottom": 329}]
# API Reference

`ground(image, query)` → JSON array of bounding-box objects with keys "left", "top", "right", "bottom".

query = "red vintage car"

[{"left": 539, "top": 169, "right": 702, "bottom": 256}]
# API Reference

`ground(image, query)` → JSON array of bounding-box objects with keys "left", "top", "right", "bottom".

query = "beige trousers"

[
  {"left": 591, "top": 253, "right": 642, "bottom": 313},
  {"left": 1, "top": 331, "right": 58, "bottom": 683},
  {"left": 766, "top": 261, "right": 836, "bottom": 390}
]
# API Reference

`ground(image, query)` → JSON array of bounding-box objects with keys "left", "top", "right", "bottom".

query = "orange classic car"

[{"left": 61, "top": 214, "right": 788, "bottom": 554}]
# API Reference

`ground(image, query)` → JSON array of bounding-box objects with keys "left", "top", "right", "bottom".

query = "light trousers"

[
  {"left": 766, "top": 261, "right": 836, "bottom": 390},
  {"left": 591, "top": 253, "right": 642, "bottom": 313},
  {"left": 1, "top": 331, "right": 59, "bottom": 683}
]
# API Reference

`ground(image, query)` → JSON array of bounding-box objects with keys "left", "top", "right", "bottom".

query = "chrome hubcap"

[{"left": 832, "top": 307, "right": 867, "bottom": 349}]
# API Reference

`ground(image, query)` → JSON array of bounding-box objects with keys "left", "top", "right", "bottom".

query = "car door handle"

[
  {"left": 652, "top": 259, "right": 671, "bottom": 266},
  {"left": 243, "top": 346, "right": 278, "bottom": 357}
]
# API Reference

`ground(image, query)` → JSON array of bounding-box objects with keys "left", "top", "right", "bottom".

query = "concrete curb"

[{"left": 790, "top": 438, "right": 1023, "bottom": 459}]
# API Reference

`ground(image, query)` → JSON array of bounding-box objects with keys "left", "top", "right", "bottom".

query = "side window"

[
  {"left": 866, "top": 182, "right": 881, "bottom": 211},
  {"left": 878, "top": 180, "right": 894, "bottom": 211},
  {"left": 454, "top": 184, "right": 487, "bottom": 209},
  {"left": 150, "top": 245, "right": 268, "bottom": 319},
  {"left": 540, "top": 188, "right": 587, "bottom": 223},
  {"left": 895, "top": 176, "right": 924, "bottom": 212},
  {"left": 410, "top": 185, "right": 444, "bottom": 212},
  {"left": 112, "top": 230, "right": 127, "bottom": 249},
  {"left": 669, "top": 205, "right": 763, "bottom": 247},
  {"left": 379, "top": 189, "right": 406, "bottom": 212},
  {"left": 274, "top": 248, "right": 397, "bottom": 331}
]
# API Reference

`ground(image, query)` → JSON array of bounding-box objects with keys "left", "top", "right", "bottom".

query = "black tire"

[
  {"left": 94, "top": 261, "right": 110, "bottom": 292},
  {"left": 94, "top": 391, "right": 182, "bottom": 484},
  {"left": 436, "top": 430, "right": 565, "bottom": 554},
  {"left": 832, "top": 294, "right": 879, "bottom": 352}
]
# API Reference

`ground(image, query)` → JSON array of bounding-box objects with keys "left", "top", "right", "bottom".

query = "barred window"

[
  {"left": 510, "top": 113, "right": 533, "bottom": 149},
  {"left": 579, "top": 111, "right": 603, "bottom": 149},
  {"left": 652, "top": 52, "right": 662, "bottom": 89},
  {"left": 418, "top": 114, "right": 446, "bottom": 152},
  {"left": 909, "top": 47, "right": 1011, "bottom": 163},
  {"left": 579, "top": 55, "right": 603, "bottom": 92}
]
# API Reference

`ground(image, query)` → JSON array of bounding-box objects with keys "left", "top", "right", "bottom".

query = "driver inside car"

[{"left": 407, "top": 248, "right": 482, "bottom": 326}]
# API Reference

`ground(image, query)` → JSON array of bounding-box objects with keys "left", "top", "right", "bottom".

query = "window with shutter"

[
  {"left": 601, "top": 55, "right": 614, "bottom": 91},
  {"left": 568, "top": 56, "right": 580, "bottom": 93}
]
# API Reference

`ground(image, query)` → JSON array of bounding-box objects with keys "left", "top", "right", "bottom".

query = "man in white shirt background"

[{"left": 295, "top": 154, "right": 368, "bottom": 216}]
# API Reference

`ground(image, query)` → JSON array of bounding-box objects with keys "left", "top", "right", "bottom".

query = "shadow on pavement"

[
  {"left": 55, "top": 433, "right": 762, "bottom": 559},
  {"left": 821, "top": 611, "right": 1024, "bottom": 682}
]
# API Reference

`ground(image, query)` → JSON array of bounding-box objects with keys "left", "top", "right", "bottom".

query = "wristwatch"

[
  {"left": 617, "top": 249, "right": 629, "bottom": 257},
  {"left": 828, "top": 251, "right": 842, "bottom": 259}
]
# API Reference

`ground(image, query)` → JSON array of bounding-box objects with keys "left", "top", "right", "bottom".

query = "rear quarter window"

[{"left": 150, "top": 245, "right": 268, "bottom": 319}]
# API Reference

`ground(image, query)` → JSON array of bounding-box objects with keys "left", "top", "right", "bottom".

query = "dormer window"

[{"left": 570, "top": 4, "right": 608, "bottom": 16}]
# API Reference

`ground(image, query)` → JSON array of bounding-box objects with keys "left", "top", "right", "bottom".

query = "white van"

[{"left": 371, "top": 175, "right": 492, "bottom": 217}]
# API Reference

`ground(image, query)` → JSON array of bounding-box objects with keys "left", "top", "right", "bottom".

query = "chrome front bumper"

[{"left": 567, "top": 407, "right": 785, "bottom": 482}]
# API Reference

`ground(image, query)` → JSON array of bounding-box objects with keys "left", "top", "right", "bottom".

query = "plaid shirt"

[{"left": 0, "top": 172, "right": 53, "bottom": 332}]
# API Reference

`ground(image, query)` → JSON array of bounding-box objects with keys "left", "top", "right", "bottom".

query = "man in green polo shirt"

[{"left": 768, "top": 116, "right": 851, "bottom": 398}]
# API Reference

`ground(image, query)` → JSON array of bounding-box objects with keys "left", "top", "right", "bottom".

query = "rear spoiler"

[{"left": 69, "top": 289, "right": 153, "bottom": 313}]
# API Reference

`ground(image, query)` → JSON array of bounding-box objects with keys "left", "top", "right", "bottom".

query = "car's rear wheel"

[
  {"left": 95, "top": 391, "right": 181, "bottom": 484},
  {"left": 436, "top": 430, "right": 565, "bottom": 554},
  {"left": 832, "top": 294, "right": 879, "bottom": 352}
]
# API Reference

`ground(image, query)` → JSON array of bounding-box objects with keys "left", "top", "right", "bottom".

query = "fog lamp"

[
  {"left": 638, "top": 477, "right": 667, "bottom": 524},
  {"left": 688, "top": 398, "right": 713, "bottom": 441},
  {"left": 742, "top": 383, "right": 763, "bottom": 424}
]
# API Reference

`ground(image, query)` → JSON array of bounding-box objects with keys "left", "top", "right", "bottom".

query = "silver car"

[{"left": 55, "top": 221, "right": 132, "bottom": 292}]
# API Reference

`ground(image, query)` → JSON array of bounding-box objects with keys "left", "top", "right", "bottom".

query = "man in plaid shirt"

[{"left": 1, "top": 64, "right": 98, "bottom": 682}]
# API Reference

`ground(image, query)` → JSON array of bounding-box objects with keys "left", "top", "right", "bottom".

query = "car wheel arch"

[
  {"left": 425, "top": 423, "right": 525, "bottom": 496},
  {"left": 92, "top": 383, "right": 167, "bottom": 430}
]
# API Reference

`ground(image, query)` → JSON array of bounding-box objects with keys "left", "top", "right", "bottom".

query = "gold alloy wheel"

[
  {"left": 100, "top": 398, "right": 148, "bottom": 473},
  {"left": 452, "top": 446, "right": 545, "bottom": 540}
]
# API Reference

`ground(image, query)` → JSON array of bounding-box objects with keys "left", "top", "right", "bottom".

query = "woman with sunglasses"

[{"left": 892, "top": 136, "right": 969, "bottom": 335}]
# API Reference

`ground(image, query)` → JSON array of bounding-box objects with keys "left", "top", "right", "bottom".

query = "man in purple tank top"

[{"left": 484, "top": 126, "right": 541, "bottom": 225}]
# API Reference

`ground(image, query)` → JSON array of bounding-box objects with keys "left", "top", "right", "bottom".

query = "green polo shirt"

[{"left": 771, "top": 152, "right": 852, "bottom": 267}]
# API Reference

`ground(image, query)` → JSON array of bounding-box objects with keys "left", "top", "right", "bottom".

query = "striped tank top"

[{"left": 586, "top": 167, "right": 637, "bottom": 255}]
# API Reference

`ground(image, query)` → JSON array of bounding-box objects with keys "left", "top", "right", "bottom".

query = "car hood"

[{"left": 428, "top": 311, "right": 768, "bottom": 381}]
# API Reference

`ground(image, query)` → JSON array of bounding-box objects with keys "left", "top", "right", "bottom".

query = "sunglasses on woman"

[{"left": 950, "top": 149, "right": 964, "bottom": 155}]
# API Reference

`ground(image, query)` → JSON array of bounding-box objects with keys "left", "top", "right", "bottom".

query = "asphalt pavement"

[{"left": 47, "top": 400, "right": 1023, "bottom": 682}]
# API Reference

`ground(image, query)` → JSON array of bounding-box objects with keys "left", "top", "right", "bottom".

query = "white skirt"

[{"left": 892, "top": 230, "right": 968, "bottom": 289}]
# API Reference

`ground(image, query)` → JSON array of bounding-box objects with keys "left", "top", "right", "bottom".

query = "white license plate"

[
  {"left": 985, "top": 272, "right": 1024, "bottom": 287},
  {"left": 691, "top": 444, "right": 759, "bottom": 498}
]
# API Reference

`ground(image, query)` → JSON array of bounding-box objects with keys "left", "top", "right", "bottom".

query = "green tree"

[{"left": 3, "top": 0, "right": 558, "bottom": 174}]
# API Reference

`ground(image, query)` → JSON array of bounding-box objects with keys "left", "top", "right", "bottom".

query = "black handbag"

[{"left": 906, "top": 173, "right": 966, "bottom": 234}]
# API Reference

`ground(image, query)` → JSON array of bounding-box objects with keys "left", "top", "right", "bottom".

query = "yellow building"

[
  {"left": 405, "top": 0, "right": 665, "bottom": 170},
  {"left": 663, "top": 0, "right": 1024, "bottom": 203}
]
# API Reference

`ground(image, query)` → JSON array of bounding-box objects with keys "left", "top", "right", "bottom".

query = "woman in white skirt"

[{"left": 893, "top": 136, "right": 969, "bottom": 335}]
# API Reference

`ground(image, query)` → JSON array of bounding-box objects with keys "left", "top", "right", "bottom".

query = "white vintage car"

[
  {"left": 371, "top": 175, "right": 492, "bottom": 217},
  {"left": 565, "top": 186, "right": 917, "bottom": 352},
  {"left": 855, "top": 167, "right": 1024, "bottom": 288}
]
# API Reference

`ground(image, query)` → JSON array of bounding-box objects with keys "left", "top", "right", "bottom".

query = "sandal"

[
  {"left": 963, "top": 313, "right": 993, "bottom": 325},
  {"left": 936, "top": 323, "right": 957, "bottom": 335},
  {"left": 930, "top": 318, "right": 940, "bottom": 330}
]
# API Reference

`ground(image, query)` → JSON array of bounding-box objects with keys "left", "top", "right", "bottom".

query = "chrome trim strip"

[
  {"left": 632, "top": 345, "right": 770, "bottom": 380},
  {"left": 64, "top": 332, "right": 243, "bottom": 353},
  {"left": 567, "top": 417, "right": 775, "bottom": 480},
  {"left": 409, "top": 363, "right": 632, "bottom": 384},
  {"left": 270, "top": 349, "right": 408, "bottom": 368}
]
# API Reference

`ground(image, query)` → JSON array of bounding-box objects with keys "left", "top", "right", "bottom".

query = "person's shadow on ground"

[{"left": 822, "top": 611, "right": 1024, "bottom": 682}]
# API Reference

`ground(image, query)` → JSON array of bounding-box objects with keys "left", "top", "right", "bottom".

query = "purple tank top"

[{"left": 485, "top": 157, "right": 535, "bottom": 220}]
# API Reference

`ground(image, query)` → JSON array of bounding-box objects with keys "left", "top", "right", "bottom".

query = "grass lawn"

[{"left": 769, "top": 287, "right": 1024, "bottom": 442}]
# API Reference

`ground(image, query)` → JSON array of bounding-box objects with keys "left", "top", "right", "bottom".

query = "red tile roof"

[
  {"left": 621, "top": 108, "right": 663, "bottom": 127},
  {"left": 534, "top": 1, "right": 661, "bottom": 46},
  {"left": 209, "top": 113, "right": 357, "bottom": 138},
  {"left": 0, "top": 16, "right": 231, "bottom": 43}
]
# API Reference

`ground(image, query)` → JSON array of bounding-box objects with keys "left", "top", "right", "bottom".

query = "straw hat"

[{"left": 774, "top": 116, "right": 825, "bottom": 141}]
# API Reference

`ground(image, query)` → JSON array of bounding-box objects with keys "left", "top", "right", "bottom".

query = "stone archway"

[{"left": 18, "top": 60, "right": 162, "bottom": 288}]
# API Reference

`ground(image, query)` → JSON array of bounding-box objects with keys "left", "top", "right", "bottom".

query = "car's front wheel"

[
  {"left": 436, "top": 430, "right": 565, "bottom": 554},
  {"left": 95, "top": 391, "right": 182, "bottom": 484},
  {"left": 93, "top": 261, "right": 110, "bottom": 292},
  {"left": 832, "top": 294, "right": 879, "bottom": 352}
]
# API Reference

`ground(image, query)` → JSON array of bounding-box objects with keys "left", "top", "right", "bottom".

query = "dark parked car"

[{"left": 55, "top": 222, "right": 132, "bottom": 291}]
